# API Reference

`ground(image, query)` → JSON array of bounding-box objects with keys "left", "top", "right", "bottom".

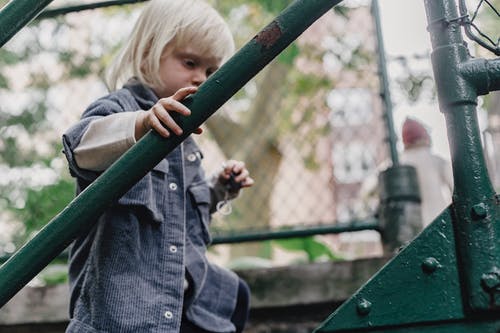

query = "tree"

[{"left": 0, "top": 1, "right": 379, "bottom": 264}]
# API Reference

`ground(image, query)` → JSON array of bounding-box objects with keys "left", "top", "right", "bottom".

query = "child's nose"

[{"left": 192, "top": 71, "right": 207, "bottom": 86}]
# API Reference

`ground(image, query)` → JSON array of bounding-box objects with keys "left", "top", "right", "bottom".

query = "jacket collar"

[{"left": 123, "top": 78, "right": 159, "bottom": 110}]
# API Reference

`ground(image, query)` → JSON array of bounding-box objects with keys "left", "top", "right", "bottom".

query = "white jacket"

[{"left": 400, "top": 146, "right": 453, "bottom": 227}]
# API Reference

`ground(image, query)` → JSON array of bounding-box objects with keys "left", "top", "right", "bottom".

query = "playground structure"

[{"left": 0, "top": 0, "right": 499, "bottom": 331}]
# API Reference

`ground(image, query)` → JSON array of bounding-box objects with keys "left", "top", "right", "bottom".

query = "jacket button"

[
  {"left": 187, "top": 153, "right": 197, "bottom": 162},
  {"left": 164, "top": 310, "right": 173, "bottom": 319},
  {"left": 169, "top": 245, "right": 178, "bottom": 253},
  {"left": 169, "top": 183, "right": 178, "bottom": 191}
]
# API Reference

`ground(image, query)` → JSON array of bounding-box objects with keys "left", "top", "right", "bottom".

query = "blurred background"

[{"left": 0, "top": 0, "right": 498, "bottom": 286}]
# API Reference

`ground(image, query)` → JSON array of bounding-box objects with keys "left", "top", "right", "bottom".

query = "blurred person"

[
  {"left": 62, "top": 1, "right": 254, "bottom": 332},
  {"left": 360, "top": 117, "right": 453, "bottom": 231},
  {"left": 400, "top": 117, "right": 453, "bottom": 227}
]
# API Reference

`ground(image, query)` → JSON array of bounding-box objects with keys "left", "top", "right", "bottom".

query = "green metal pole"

[
  {"left": 0, "top": 0, "right": 54, "bottom": 48},
  {"left": 424, "top": 0, "right": 500, "bottom": 312},
  {"left": 37, "top": 0, "right": 148, "bottom": 20},
  {"left": 372, "top": 0, "right": 422, "bottom": 253},
  {"left": 211, "top": 220, "right": 379, "bottom": 245},
  {"left": 372, "top": 0, "right": 399, "bottom": 166},
  {"left": 0, "top": 0, "right": 344, "bottom": 307}
]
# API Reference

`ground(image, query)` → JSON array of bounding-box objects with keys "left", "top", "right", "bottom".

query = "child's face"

[{"left": 154, "top": 46, "right": 222, "bottom": 98}]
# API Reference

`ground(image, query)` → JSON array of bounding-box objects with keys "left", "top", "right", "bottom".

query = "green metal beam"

[
  {"left": 315, "top": 0, "right": 500, "bottom": 330},
  {"left": 211, "top": 220, "right": 379, "bottom": 245},
  {"left": 0, "top": 220, "right": 379, "bottom": 263},
  {"left": 315, "top": 207, "right": 500, "bottom": 332},
  {"left": 37, "top": 0, "right": 148, "bottom": 20},
  {"left": 0, "top": 0, "right": 344, "bottom": 308},
  {"left": 319, "top": 319, "right": 500, "bottom": 332},
  {"left": 0, "top": 0, "right": 54, "bottom": 47},
  {"left": 459, "top": 58, "right": 500, "bottom": 94},
  {"left": 372, "top": 0, "right": 399, "bottom": 166},
  {"left": 425, "top": 0, "right": 500, "bottom": 313}
]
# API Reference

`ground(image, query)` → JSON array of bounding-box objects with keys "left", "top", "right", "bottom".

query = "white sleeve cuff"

[{"left": 74, "top": 111, "right": 143, "bottom": 171}]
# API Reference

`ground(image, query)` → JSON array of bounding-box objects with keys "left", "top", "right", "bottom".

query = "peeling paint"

[{"left": 254, "top": 21, "right": 282, "bottom": 50}]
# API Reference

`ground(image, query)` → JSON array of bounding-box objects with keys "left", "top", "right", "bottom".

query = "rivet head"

[
  {"left": 422, "top": 257, "right": 440, "bottom": 274},
  {"left": 481, "top": 269, "right": 500, "bottom": 291},
  {"left": 356, "top": 298, "right": 372, "bottom": 316},
  {"left": 471, "top": 203, "right": 487, "bottom": 220}
]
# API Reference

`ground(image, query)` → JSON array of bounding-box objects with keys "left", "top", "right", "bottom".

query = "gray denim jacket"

[{"left": 62, "top": 80, "right": 239, "bottom": 333}]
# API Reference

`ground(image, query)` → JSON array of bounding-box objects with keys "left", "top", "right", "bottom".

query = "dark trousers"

[{"left": 180, "top": 278, "right": 250, "bottom": 333}]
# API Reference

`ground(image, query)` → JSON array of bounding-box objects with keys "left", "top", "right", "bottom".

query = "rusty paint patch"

[{"left": 254, "top": 21, "right": 282, "bottom": 50}]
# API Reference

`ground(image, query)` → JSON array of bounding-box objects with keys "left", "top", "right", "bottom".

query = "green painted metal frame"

[
  {"left": 0, "top": 0, "right": 344, "bottom": 308},
  {"left": 315, "top": 0, "right": 500, "bottom": 331},
  {"left": 0, "top": 0, "right": 54, "bottom": 47},
  {"left": 372, "top": 0, "right": 398, "bottom": 166},
  {"left": 211, "top": 220, "right": 379, "bottom": 245},
  {"left": 0, "top": 220, "right": 379, "bottom": 264},
  {"left": 37, "top": 0, "right": 148, "bottom": 20}
]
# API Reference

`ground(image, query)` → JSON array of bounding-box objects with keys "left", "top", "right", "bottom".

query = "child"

[{"left": 62, "top": 1, "right": 254, "bottom": 332}]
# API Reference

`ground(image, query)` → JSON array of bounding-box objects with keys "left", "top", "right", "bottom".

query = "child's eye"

[{"left": 184, "top": 59, "right": 196, "bottom": 68}]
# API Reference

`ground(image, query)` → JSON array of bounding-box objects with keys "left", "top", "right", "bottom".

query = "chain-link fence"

[
  {"left": 459, "top": 0, "right": 499, "bottom": 56},
  {"left": 195, "top": 3, "right": 389, "bottom": 260},
  {"left": 0, "top": 1, "right": 391, "bottom": 264}
]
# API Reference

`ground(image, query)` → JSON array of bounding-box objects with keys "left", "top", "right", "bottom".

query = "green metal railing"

[
  {"left": 315, "top": 0, "right": 500, "bottom": 331},
  {"left": 372, "top": 0, "right": 421, "bottom": 254},
  {"left": 37, "top": 0, "right": 148, "bottom": 20},
  {"left": 6, "top": 1, "right": 498, "bottom": 331},
  {"left": 211, "top": 219, "right": 379, "bottom": 245},
  {"left": 372, "top": 0, "right": 398, "bottom": 167},
  {"left": 0, "top": 0, "right": 53, "bottom": 47},
  {"left": 0, "top": 0, "right": 344, "bottom": 308},
  {"left": 8, "top": 0, "right": 390, "bottom": 246}
]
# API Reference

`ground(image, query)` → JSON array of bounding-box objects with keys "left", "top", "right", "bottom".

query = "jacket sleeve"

[
  {"left": 73, "top": 111, "right": 141, "bottom": 171},
  {"left": 62, "top": 96, "right": 128, "bottom": 183}
]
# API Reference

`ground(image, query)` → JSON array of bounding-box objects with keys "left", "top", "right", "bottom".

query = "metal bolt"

[
  {"left": 481, "top": 270, "right": 500, "bottom": 291},
  {"left": 471, "top": 203, "right": 487, "bottom": 220},
  {"left": 422, "top": 257, "right": 440, "bottom": 274},
  {"left": 356, "top": 298, "right": 372, "bottom": 316}
]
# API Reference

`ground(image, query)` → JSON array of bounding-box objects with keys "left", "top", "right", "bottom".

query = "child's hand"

[
  {"left": 135, "top": 86, "right": 203, "bottom": 140},
  {"left": 218, "top": 160, "right": 254, "bottom": 193}
]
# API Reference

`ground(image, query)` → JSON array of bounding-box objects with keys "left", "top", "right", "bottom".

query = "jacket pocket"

[
  {"left": 188, "top": 183, "right": 211, "bottom": 245},
  {"left": 117, "top": 159, "right": 169, "bottom": 224}
]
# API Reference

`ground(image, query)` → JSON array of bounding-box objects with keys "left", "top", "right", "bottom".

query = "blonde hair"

[{"left": 106, "top": 0, "right": 234, "bottom": 91}]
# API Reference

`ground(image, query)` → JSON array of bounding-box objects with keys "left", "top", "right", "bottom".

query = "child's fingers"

[
  {"left": 220, "top": 160, "right": 254, "bottom": 187},
  {"left": 148, "top": 113, "right": 171, "bottom": 138},
  {"left": 157, "top": 98, "right": 192, "bottom": 116},
  {"left": 230, "top": 161, "right": 246, "bottom": 175},
  {"left": 241, "top": 177, "right": 254, "bottom": 188},
  {"left": 234, "top": 168, "right": 249, "bottom": 183},
  {"left": 152, "top": 87, "right": 199, "bottom": 137},
  {"left": 172, "top": 86, "right": 198, "bottom": 101},
  {"left": 151, "top": 104, "right": 183, "bottom": 136}
]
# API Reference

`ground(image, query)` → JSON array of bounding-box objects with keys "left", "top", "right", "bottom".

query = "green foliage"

[
  {"left": 0, "top": 49, "right": 22, "bottom": 65},
  {"left": 0, "top": 9, "right": 121, "bottom": 249},
  {"left": 273, "top": 236, "right": 343, "bottom": 262},
  {"left": 278, "top": 42, "right": 300, "bottom": 66},
  {"left": 40, "top": 267, "right": 69, "bottom": 286},
  {"left": 258, "top": 0, "right": 293, "bottom": 14},
  {"left": 10, "top": 178, "right": 74, "bottom": 243},
  {"left": 37, "top": 264, "right": 69, "bottom": 286}
]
